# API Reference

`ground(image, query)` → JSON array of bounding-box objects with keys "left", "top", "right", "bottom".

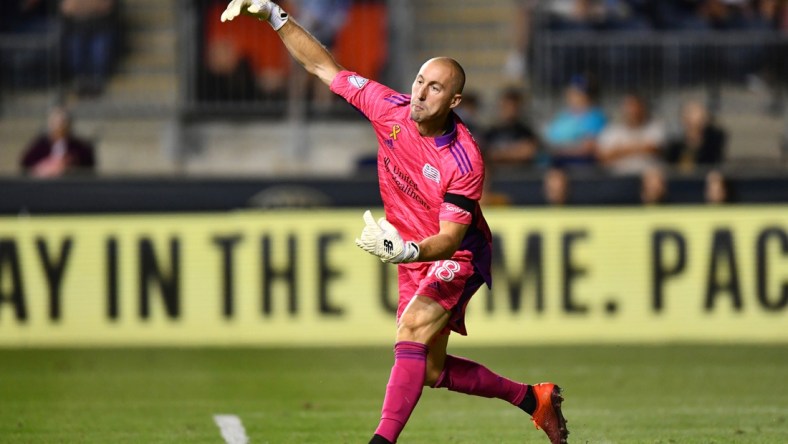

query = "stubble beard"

[{"left": 410, "top": 105, "right": 427, "bottom": 123}]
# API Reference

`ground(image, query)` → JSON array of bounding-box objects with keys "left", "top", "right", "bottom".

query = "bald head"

[
  {"left": 422, "top": 57, "right": 466, "bottom": 95},
  {"left": 410, "top": 57, "right": 466, "bottom": 135}
]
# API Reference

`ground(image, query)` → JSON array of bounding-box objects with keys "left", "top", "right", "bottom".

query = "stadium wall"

[
  {"left": 0, "top": 208, "right": 786, "bottom": 347},
  {"left": 2, "top": 175, "right": 788, "bottom": 215}
]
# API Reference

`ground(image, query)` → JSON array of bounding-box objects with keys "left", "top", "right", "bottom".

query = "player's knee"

[
  {"left": 423, "top": 362, "right": 443, "bottom": 387},
  {"left": 396, "top": 302, "right": 447, "bottom": 344},
  {"left": 396, "top": 316, "right": 435, "bottom": 344}
]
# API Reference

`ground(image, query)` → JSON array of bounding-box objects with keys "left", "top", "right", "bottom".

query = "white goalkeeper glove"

[
  {"left": 221, "top": 0, "right": 290, "bottom": 31},
  {"left": 355, "top": 210, "right": 420, "bottom": 264}
]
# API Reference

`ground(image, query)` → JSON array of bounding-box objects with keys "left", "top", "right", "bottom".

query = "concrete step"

[
  {"left": 184, "top": 121, "right": 378, "bottom": 176},
  {"left": 122, "top": 0, "right": 176, "bottom": 9},
  {"left": 0, "top": 117, "right": 44, "bottom": 175},
  {"left": 123, "top": 1, "right": 175, "bottom": 30},
  {"left": 118, "top": 50, "right": 175, "bottom": 75},
  {"left": 416, "top": 48, "right": 509, "bottom": 69},
  {"left": 719, "top": 112, "right": 783, "bottom": 161},
  {"left": 412, "top": 0, "right": 519, "bottom": 99},
  {"left": 126, "top": 28, "right": 176, "bottom": 55},
  {"left": 106, "top": 72, "right": 177, "bottom": 99},
  {"left": 419, "top": 4, "right": 514, "bottom": 24},
  {"left": 96, "top": 119, "right": 177, "bottom": 174},
  {"left": 416, "top": 28, "right": 511, "bottom": 48}
]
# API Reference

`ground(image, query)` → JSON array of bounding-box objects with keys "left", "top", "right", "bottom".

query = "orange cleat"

[{"left": 530, "top": 383, "right": 569, "bottom": 444}]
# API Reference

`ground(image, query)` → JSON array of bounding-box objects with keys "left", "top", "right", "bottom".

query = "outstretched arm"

[
  {"left": 221, "top": 0, "right": 342, "bottom": 86},
  {"left": 277, "top": 20, "right": 342, "bottom": 86}
]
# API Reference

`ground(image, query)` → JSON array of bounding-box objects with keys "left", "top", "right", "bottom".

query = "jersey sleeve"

[
  {"left": 440, "top": 200, "right": 473, "bottom": 225},
  {"left": 330, "top": 70, "right": 402, "bottom": 122},
  {"left": 440, "top": 167, "right": 484, "bottom": 225}
]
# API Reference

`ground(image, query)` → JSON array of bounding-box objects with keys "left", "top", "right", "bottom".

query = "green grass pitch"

[{"left": 1, "top": 345, "right": 786, "bottom": 443}]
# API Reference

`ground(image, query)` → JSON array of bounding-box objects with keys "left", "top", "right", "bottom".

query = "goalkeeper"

[{"left": 221, "top": 2, "right": 568, "bottom": 443}]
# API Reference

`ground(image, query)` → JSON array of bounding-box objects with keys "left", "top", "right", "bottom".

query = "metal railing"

[
  {"left": 0, "top": 31, "right": 63, "bottom": 115},
  {"left": 179, "top": 0, "right": 396, "bottom": 120},
  {"left": 3, "top": 3, "right": 783, "bottom": 121},
  {"left": 528, "top": 30, "right": 787, "bottom": 114}
]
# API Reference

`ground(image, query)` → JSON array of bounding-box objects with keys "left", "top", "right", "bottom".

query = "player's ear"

[{"left": 449, "top": 93, "right": 462, "bottom": 110}]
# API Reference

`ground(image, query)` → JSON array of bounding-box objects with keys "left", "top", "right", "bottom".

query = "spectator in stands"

[
  {"left": 641, "top": 166, "right": 667, "bottom": 205},
  {"left": 484, "top": 88, "right": 540, "bottom": 168},
  {"left": 60, "top": 0, "right": 119, "bottom": 98},
  {"left": 20, "top": 105, "right": 96, "bottom": 177},
  {"left": 543, "top": 167, "right": 571, "bottom": 206},
  {"left": 704, "top": 169, "right": 730, "bottom": 204},
  {"left": 665, "top": 100, "right": 726, "bottom": 173},
  {"left": 544, "top": 74, "right": 607, "bottom": 168},
  {"left": 597, "top": 93, "right": 666, "bottom": 176}
]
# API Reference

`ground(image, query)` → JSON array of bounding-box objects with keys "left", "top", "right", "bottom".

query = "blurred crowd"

[
  {"left": 2, "top": 0, "right": 786, "bottom": 204},
  {"left": 542, "top": 0, "right": 788, "bottom": 32},
  {"left": 458, "top": 75, "right": 733, "bottom": 206}
]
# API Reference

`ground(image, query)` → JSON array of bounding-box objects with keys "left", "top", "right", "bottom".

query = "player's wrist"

[
  {"left": 398, "top": 241, "right": 420, "bottom": 263},
  {"left": 252, "top": 0, "right": 289, "bottom": 30}
]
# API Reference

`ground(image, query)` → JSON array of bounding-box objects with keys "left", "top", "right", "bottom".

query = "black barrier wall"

[{"left": 2, "top": 175, "right": 788, "bottom": 214}]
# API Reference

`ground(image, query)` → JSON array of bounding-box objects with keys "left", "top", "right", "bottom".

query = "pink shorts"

[{"left": 397, "top": 254, "right": 485, "bottom": 336}]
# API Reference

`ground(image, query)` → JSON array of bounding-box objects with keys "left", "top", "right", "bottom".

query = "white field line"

[{"left": 213, "top": 414, "right": 250, "bottom": 444}]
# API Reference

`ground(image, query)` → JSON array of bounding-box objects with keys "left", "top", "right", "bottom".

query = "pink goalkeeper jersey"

[{"left": 331, "top": 71, "right": 492, "bottom": 284}]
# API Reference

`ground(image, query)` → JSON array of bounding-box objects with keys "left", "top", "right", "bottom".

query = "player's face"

[{"left": 410, "top": 61, "right": 460, "bottom": 124}]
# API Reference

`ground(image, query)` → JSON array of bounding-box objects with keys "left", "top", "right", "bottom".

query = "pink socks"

[
  {"left": 374, "top": 341, "right": 429, "bottom": 443},
  {"left": 433, "top": 355, "right": 528, "bottom": 406},
  {"left": 374, "top": 346, "right": 529, "bottom": 443}
]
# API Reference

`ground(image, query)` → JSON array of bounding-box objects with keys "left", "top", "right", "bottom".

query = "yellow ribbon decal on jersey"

[{"left": 390, "top": 125, "right": 401, "bottom": 140}]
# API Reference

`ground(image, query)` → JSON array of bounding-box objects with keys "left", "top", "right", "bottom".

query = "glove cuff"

[
  {"left": 400, "top": 241, "right": 420, "bottom": 263},
  {"left": 253, "top": 0, "right": 290, "bottom": 31}
]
